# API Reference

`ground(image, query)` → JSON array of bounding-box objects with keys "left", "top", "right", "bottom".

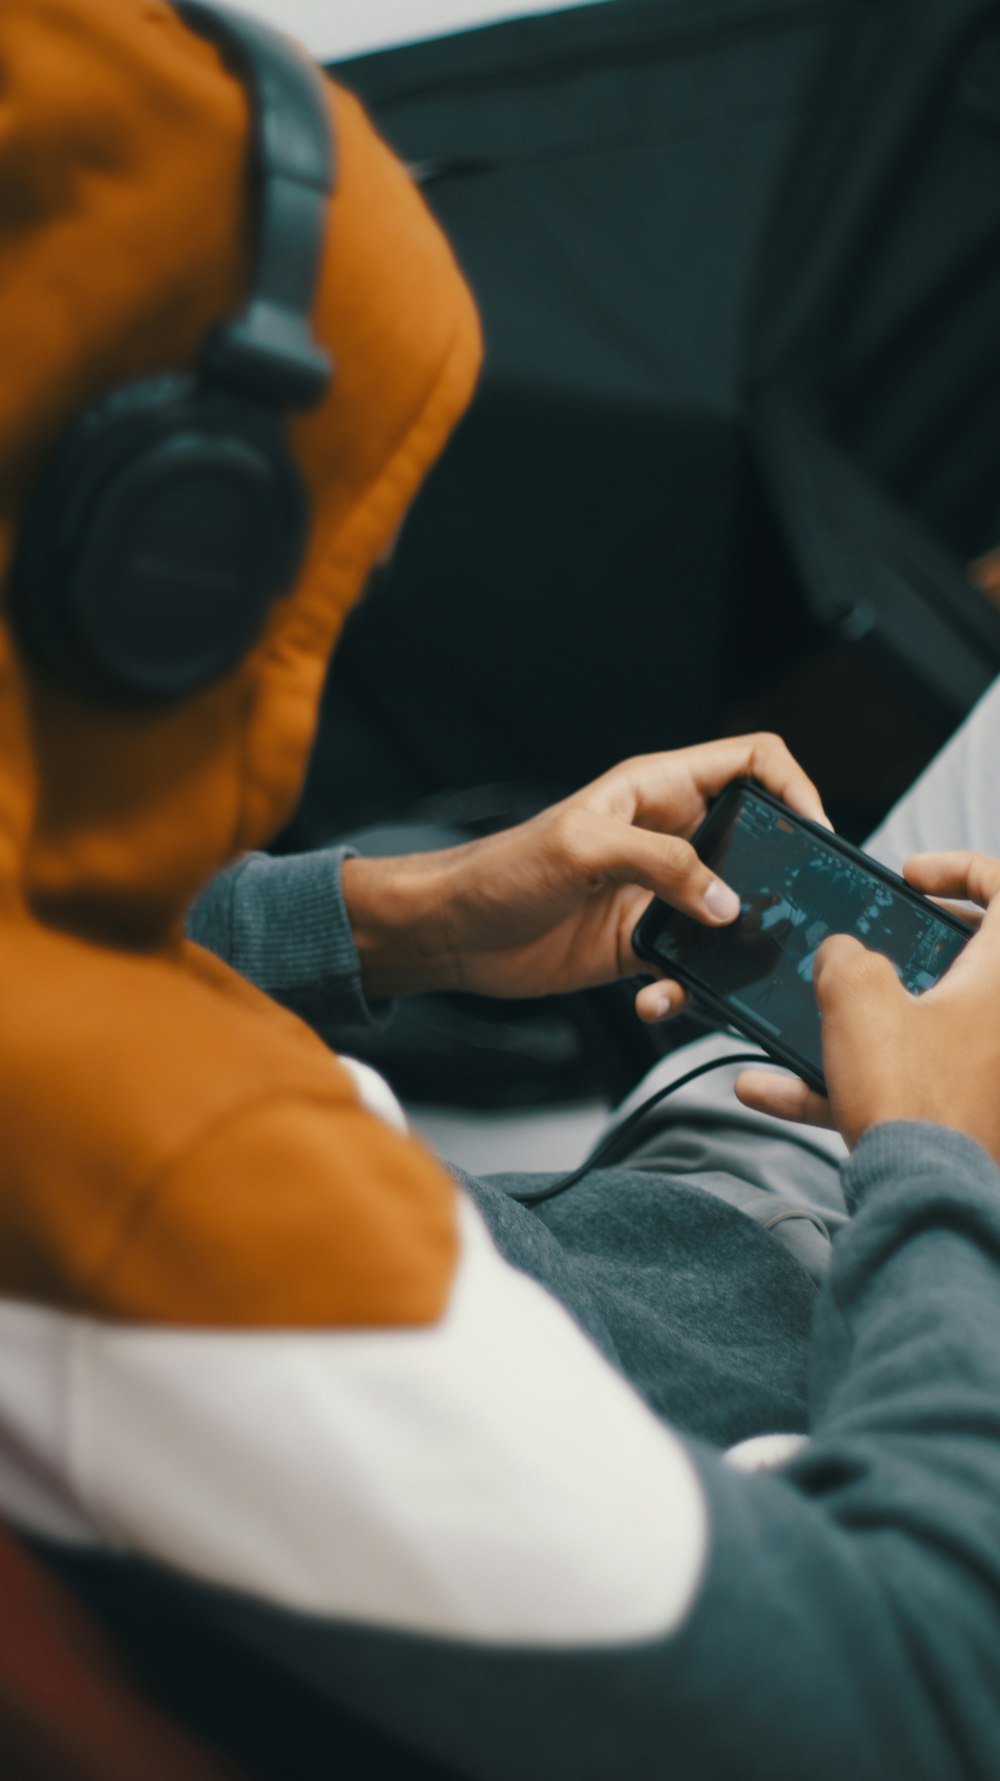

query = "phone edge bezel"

[{"left": 631, "top": 778, "right": 974, "bottom": 1096}]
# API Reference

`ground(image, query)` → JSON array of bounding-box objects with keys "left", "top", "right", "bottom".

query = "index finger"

[
  {"left": 919, "top": 853, "right": 1000, "bottom": 991},
  {"left": 685, "top": 733, "right": 831, "bottom": 830},
  {"left": 903, "top": 851, "right": 1000, "bottom": 909}
]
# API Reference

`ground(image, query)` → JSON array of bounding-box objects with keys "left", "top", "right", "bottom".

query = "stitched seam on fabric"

[
  {"left": 261, "top": 297, "right": 476, "bottom": 698},
  {"left": 354, "top": 1, "right": 846, "bottom": 106},
  {"left": 239, "top": 289, "right": 476, "bottom": 829},
  {"left": 411, "top": 96, "right": 834, "bottom": 181},
  {"left": 759, "top": 1207, "right": 830, "bottom": 1235},
  {"left": 83, "top": 1084, "right": 364, "bottom": 1309}
]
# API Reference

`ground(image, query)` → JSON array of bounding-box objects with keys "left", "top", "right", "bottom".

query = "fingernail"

[
  {"left": 703, "top": 879, "right": 741, "bottom": 922},
  {"left": 653, "top": 989, "right": 672, "bottom": 1021}
]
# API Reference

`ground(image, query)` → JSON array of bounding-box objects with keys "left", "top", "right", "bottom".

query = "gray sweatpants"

[{"left": 610, "top": 676, "right": 1000, "bottom": 1268}]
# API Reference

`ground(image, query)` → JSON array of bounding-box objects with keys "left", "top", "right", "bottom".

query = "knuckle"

[
  {"left": 947, "top": 849, "right": 977, "bottom": 886},
  {"left": 553, "top": 805, "right": 589, "bottom": 861},
  {"left": 554, "top": 806, "right": 614, "bottom": 886},
  {"left": 660, "top": 834, "right": 696, "bottom": 881},
  {"left": 845, "top": 951, "right": 880, "bottom": 989},
  {"left": 971, "top": 852, "right": 1000, "bottom": 902},
  {"left": 843, "top": 950, "right": 894, "bottom": 998},
  {"left": 754, "top": 729, "right": 787, "bottom": 755},
  {"left": 816, "top": 938, "right": 890, "bottom": 1004},
  {"left": 599, "top": 754, "right": 644, "bottom": 788}
]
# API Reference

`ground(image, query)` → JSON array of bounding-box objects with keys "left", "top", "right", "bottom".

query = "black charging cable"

[{"left": 509, "top": 1051, "right": 769, "bottom": 1206}]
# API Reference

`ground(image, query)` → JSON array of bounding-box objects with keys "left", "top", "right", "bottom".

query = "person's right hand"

[{"left": 735, "top": 851, "right": 1000, "bottom": 1165}]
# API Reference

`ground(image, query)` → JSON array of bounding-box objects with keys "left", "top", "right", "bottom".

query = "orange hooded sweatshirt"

[
  {"left": 0, "top": 8, "right": 713, "bottom": 1767},
  {"left": 0, "top": 0, "right": 481, "bottom": 1330}
]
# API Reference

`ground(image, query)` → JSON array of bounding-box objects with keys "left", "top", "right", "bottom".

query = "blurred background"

[
  {"left": 230, "top": 0, "right": 1000, "bottom": 1134},
  {"left": 250, "top": 0, "right": 1000, "bottom": 850}
]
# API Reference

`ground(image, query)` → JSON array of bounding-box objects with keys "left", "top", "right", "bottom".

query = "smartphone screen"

[{"left": 633, "top": 782, "right": 972, "bottom": 1091}]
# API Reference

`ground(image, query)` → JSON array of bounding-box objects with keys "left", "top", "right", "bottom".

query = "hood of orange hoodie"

[{"left": 0, "top": 0, "right": 481, "bottom": 944}]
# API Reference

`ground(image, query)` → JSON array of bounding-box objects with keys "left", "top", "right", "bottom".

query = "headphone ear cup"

[{"left": 9, "top": 384, "right": 308, "bottom": 701}]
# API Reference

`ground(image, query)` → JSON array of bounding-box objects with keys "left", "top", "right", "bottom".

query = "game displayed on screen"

[{"left": 650, "top": 792, "right": 970, "bottom": 1078}]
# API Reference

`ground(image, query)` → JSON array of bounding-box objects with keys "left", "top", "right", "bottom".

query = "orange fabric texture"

[{"left": 0, "top": 0, "right": 483, "bottom": 1325}]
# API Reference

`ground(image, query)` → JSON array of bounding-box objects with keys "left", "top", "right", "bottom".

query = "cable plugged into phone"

[
  {"left": 515, "top": 780, "right": 975, "bottom": 1210},
  {"left": 510, "top": 1052, "right": 768, "bottom": 1206}
]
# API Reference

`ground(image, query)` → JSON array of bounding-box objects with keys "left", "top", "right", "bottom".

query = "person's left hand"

[{"left": 341, "top": 733, "right": 829, "bottom": 1013}]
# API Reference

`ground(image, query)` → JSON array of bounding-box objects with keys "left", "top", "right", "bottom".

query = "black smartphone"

[{"left": 632, "top": 780, "right": 973, "bottom": 1094}]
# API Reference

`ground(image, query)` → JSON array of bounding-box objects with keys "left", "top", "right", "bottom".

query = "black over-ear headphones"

[{"left": 9, "top": 1, "right": 335, "bottom": 703}]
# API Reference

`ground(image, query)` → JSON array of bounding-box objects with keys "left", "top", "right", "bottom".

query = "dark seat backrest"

[{"left": 0, "top": 1528, "right": 246, "bottom": 1781}]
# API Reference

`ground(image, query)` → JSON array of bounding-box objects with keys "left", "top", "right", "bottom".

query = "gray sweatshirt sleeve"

[
  {"left": 187, "top": 848, "right": 391, "bottom": 1040},
  {"left": 195, "top": 1121, "right": 1000, "bottom": 1781}
]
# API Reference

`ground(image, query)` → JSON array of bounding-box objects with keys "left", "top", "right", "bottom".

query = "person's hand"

[
  {"left": 341, "top": 733, "right": 827, "bottom": 1011},
  {"left": 736, "top": 851, "right": 1000, "bottom": 1165}
]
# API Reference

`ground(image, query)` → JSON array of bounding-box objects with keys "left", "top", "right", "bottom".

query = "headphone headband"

[{"left": 176, "top": 2, "right": 335, "bottom": 408}]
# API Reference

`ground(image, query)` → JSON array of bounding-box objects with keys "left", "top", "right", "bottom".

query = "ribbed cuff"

[
  {"left": 843, "top": 1121, "right": 1000, "bottom": 1214},
  {"left": 187, "top": 847, "right": 394, "bottom": 1038}
]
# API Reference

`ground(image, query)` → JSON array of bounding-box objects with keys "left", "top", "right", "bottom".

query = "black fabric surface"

[
  {"left": 294, "top": 0, "right": 846, "bottom": 837},
  {"left": 288, "top": 0, "right": 1000, "bottom": 844}
]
